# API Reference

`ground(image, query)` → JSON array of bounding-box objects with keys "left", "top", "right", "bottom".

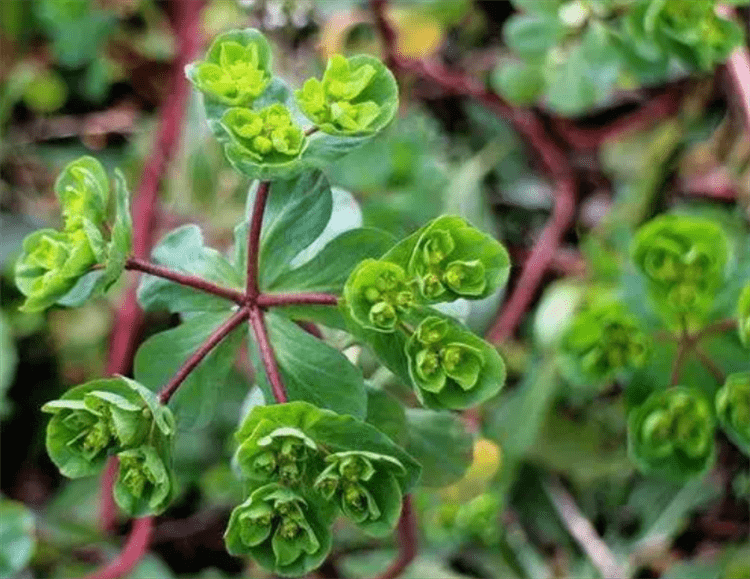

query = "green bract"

[
  {"left": 406, "top": 316, "right": 506, "bottom": 410},
  {"left": 738, "top": 283, "right": 750, "bottom": 348},
  {"left": 383, "top": 215, "right": 511, "bottom": 303},
  {"left": 715, "top": 372, "right": 750, "bottom": 456},
  {"left": 631, "top": 214, "right": 728, "bottom": 328},
  {"left": 14, "top": 157, "right": 133, "bottom": 312},
  {"left": 627, "top": 386, "right": 716, "bottom": 480},
  {"left": 221, "top": 104, "right": 305, "bottom": 164},
  {"left": 559, "top": 300, "right": 651, "bottom": 386},
  {"left": 342, "top": 259, "right": 416, "bottom": 332},
  {"left": 188, "top": 29, "right": 272, "bottom": 106},
  {"left": 314, "top": 451, "right": 405, "bottom": 536},
  {"left": 41, "top": 377, "right": 174, "bottom": 479},
  {"left": 114, "top": 445, "right": 175, "bottom": 517},
  {"left": 225, "top": 484, "right": 333, "bottom": 576},
  {"left": 295, "top": 54, "right": 398, "bottom": 136}
]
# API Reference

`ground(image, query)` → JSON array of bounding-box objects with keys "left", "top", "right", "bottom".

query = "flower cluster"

[
  {"left": 628, "top": 386, "right": 715, "bottom": 480},
  {"left": 295, "top": 54, "right": 396, "bottom": 135},
  {"left": 715, "top": 372, "right": 750, "bottom": 455},
  {"left": 559, "top": 300, "right": 651, "bottom": 386},
  {"left": 222, "top": 104, "right": 304, "bottom": 164},
  {"left": 631, "top": 214, "right": 728, "bottom": 329},
  {"left": 42, "top": 377, "right": 175, "bottom": 516},
  {"left": 227, "top": 402, "right": 420, "bottom": 576}
]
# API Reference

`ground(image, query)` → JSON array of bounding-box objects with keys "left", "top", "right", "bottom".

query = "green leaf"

[
  {"left": 0, "top": 498, "right": 35, "bottom": 579},
  {"left": 544, "top": 44, "right": 598, "bottom": 116},
  {"left": 503, "top": 13, "right": 563, "bottom": 58},
  {"left": 628, "top": 386, "right": 716, "bottom": 481},
  {"left": 133, "top": 311, "right": 244, "bottom": 429},
  {"left": 137, "top": 225, "right": 242, "bottom": 313},
  {"left": 269, "top": 227, "right": 394, "bottom": 294},
  {"left": 234, "top": 401, "right": 421, "bottom": 493},
  {"left": 365, "top": 386, "right": 407, "bottom": 446},
  {"left": 254, "top": 312, "right": 367, "bottom": 420},
  {"left": 491, "top": 60, "right": 545, "bottom": 106},
  {"left": 404, "top": 408, "right": 473, "bottom": 487},
  {"left": 256, "top": 172, "right": 333, "bottom": 290},
  {"left": 715, "top": 372, "right": 750, "bottom": 456},
  {"left": 99, "top": 169, "right": 132, "bottom": 290},
  {"left": 738, "top": 283, "right": 750, "bottom": 348}
]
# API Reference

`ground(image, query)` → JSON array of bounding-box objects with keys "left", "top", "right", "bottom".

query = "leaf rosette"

[
  {"left": 313, "top": 450, "right": 405, "bottom": 536},
  {"left": 737, "top": 283, "right": 750, "bottom": 348},
  {"left": 406, "top": 316, "right": 506, "bottom": 409},
  {"left": 715, "top": 372, "right": 750, "bottom": 456},
  {"left": 382, "top": 215, "right": 510, "bottom": 303},
  {"left": 187, "top": 29, "right": 272, "bottom": 107},
  {"left": 631, "top": 214, "right": 728, "bottom": 327},
  {"left": 41, "top": 377, "right": 174, "bottom": 479},
  {"left": 559, "top": 300, "right": 651, "bottom": 386},
  {"left": 295, "top": 54, "right": 398, "bottom": 136},
  {"left": 342, "top": 259, "right": 416, "bottom": 332},
  {"left": 627, "top": 386, "right": 716, "bottom": 480},
  {"left": 224, "top": 483, "right": 334, "bottom": 577}
]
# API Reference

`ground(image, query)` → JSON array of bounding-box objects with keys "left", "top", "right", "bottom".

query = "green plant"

[{"left": 16, "top": 28, "right": 509, "bottom": 577}]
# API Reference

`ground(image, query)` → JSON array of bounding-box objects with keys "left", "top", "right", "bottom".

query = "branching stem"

[
  {"left": 158, "top": 307, "right": 250, "bottom": 404},
  {"left": 248, "top": 306, "right": 288, "bottom": 403},
  {"left": 694, "top": 345, "right": 726, "bottom": 384},
  {"left": 125, "top": 257, "right": 245, "bottom": 304},
  {"left": 247, "top": 181, "right": 272, "bottom": 299}
]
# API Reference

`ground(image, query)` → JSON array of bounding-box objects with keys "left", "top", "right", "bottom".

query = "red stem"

[
  {"left": 723, "top": 6, "right": 750, "bottom": 133},
  {"left": 157, "top": 307, "right": 250, "bottom": 404},
  {"left": 486, "top": 178, "right": 576, "bottom": 343},
  {"left": 125, "top": 257, "right": 245, "bottom": 304},
  {"left": 248, "top": 305, "right": 287, "bottom": 403},
  {"left": 372, "top": 495, "right": 417, "bottom": 579},
  {"left": 81, "top": 518, "right": 154, "bottom": 579},
  {"left": 257, "top": 292, "right": 338, "bottom": 307},
  {"left": 246, "top": 181, "right": 271, "bottom": 299}
]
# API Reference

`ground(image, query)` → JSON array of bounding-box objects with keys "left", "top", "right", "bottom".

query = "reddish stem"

[
  {"left": 257, "top": 292, "right": 338, "bottom": 308},
  {"left": 81, "top": 517, "right": 154, "bottom": 579},
  {"left": 723, "top": 7, "right": 750, "bottom": 133},
  {"left": 694, "top": 345, "right": 726, "bottom": 384},
  {"left": 248, "top": 305, "right": 288, "bottom": 403},
  {"left": 372, "top": 496, "right": 417, "bottom": 579},
  {"left": 157, "top": 307, "right": 250, "bottom": 404},
  {"left": 485, "top": 178, "right": 576, "bottom": 343},
  {"left": 246, "top": 181, "right": 271, "bottom": 299},
  {"left": 125, "top": 257, "right": 245, "bottom": 304}
]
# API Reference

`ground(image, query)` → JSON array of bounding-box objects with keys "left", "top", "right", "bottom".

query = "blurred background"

[{"left": 1, "top": 1, "right": 749, "bottom": 578}]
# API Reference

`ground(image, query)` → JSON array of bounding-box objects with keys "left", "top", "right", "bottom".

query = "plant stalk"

[
  {"left": 257, "top": 292, "right": 338, "bottom": 307},
  {"left": 248, "top": 305, "right": 288, "bottom": 403},
  {"left": 246, "top": 181, "right": 272, "bottom": 299}
]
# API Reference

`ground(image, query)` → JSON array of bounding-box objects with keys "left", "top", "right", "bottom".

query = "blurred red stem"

[
  {"left": 125, "top": 257, "right": 245, "bottom": 304},
  {"left": 371, "top": 496, "right": 417, "bottom": 579},
  {"left": 248, "top": 306, "right": 288, "bottom": 403},
  {"left": 81, "top": 518, "right": 154, "bottom": 579},
  {"left": 723, "top": 6, "right": 750, "bottom": 133}
]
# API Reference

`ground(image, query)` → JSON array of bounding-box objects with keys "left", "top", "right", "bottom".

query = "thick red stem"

[
  {"left": 372, "top": 496, "right": 417, "bottom": 579},
  {"left": 248, "top": 306, "right": 288, "bottom": 403},
  {"left": 81, "top": 518, "right": 154, "bottom": 579},
  {"left": 157, "top": 307, "right": 250, "bottom": 404},
  {"left": 486, "top": 178, "right": 577, "bottom": 344},
  {"left": 125, "top": 257, "right": 245, "bottom": 304},
  {"left": 257, "top": 292, "right": 338, "bottom": 307},
  {"left": 246, "top": 181, "right": 271, "bottom": 298}
]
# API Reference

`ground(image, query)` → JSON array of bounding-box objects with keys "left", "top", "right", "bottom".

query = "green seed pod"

[
  {"left": 225, "top": 484, "right": 333, "bottom": 576},
  {"left": 189, "top": 29, "right": 272, "bottom": 106},
  {"left": 628, "top": 386, "right": 716, "bottom": 480},
  {"left": 715, "top": 372, "right": 750, "bottom": 456},
  {"left": 114, "top": 445, "right": 175, "bottom": 517},
  {"left": 295, "top": 54, "right": 398, "bottom": 135},
  {"left": 343, "top": 259, "right": 414, "bottom": 332}
]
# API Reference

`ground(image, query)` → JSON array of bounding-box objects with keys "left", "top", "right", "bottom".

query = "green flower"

[
  {"left": 406, "top": 316, "right": 506, "bottom": 409},
  {"left": 190, "top": 30, "right": 271, "bottom": 106},
  {"left": 342, "top": 259, "right": 415, "bottom": 332},
  {"left": 559, "top": 300, "right": 651, "bottom": 386},
  {"left": 225, "top": 484, "right": 333, "bottom": 577},
  {"left": 221, "top": 104, "right": 305, "bottom": 164},
  {"left": 54, "top": 156, "right": 109, "bottom": 231},
  {"left": 631, "top": 214, "right": 728, "bottom": 329},
  {"left": 295, "top": 54, "right": 398, "bottom": 135},
  {"left": 114, "top": 445, "right": 175, "bottom": 517},
  {"left": 715, "top": 372, "right": 750, "bottom": 456},
  {"left": 235, "top": 425, "right": 319, "bottom": 486},
  {"left": 737, "top": 283, "right": 750, "bottom": 348},
  {"left": 41, "top": 377, "right": 174, "bottom": 479},
  {"left": 313, "top": 451, "right": 405, "bottom": 537},
  {"left": 382, "top": 215, "right": 510, "bottom": 304},
  {"left": 628, "top": 386, "right": 716, "bottom": 480}
]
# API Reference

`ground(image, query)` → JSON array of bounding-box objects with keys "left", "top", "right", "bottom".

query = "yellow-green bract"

[
  {"left": 715, "top": 372, "right": 750, "bottom": 456},
  {"left": 627, "top": 386, "right": 716, "bottom": 480},
  {"left": 738, "top": 284, "right": 750, "bottom": 348}
]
